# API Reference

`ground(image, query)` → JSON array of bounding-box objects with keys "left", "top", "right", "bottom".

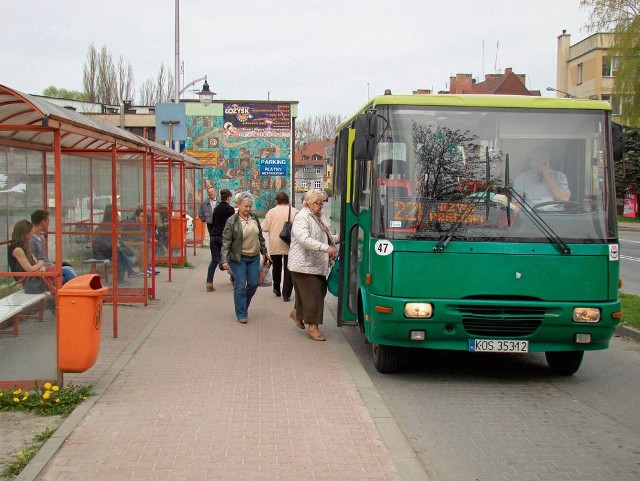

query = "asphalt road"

[
  {"left": 619, "top": 225, "right": 640, "bottom": 295},
  {"left": 341, "top": 325, "right": 640, "bottom": 481}
]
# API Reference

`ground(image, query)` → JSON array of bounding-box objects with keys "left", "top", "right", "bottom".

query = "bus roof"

[{"left": 338, "top": 94, "right": 612, "bottom": 130}]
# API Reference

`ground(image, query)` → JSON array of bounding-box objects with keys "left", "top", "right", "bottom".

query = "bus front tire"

[
  {"left": 372, "top": 344, "right": 400, "bottom": 373},
  {"left": 545, "top": 350, "right": 584, "bottom": 375}
]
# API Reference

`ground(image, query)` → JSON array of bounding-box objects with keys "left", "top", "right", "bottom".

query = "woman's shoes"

[
  {"left": 206, "top": 283, "right": 214, "bottom": 292},
  {"left": 307, "top": 326, "right": 325, "bottom": 341},
  {"left": 289, "top": 309, "right": 304, "bottom": 329}
]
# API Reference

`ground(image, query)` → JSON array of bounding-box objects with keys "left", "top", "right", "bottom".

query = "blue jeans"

[
  {"left": 229, "top": 254, "right": 260, "bottom": 320},
  {"left": 62, "top": 266, "right": 77, "bottom": 284}
]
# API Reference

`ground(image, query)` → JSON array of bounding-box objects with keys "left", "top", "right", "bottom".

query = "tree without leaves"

[
  {"left": 82, "top": 44, "right": 98, "bottom": 103},
  {"left": 118, "top": 56, "right": 135, "bottom": 103},
  {"left": 581, "top": 0, "right": 640, "bottom": 127},
  {"left": 296, "top": 114, "right": 343, "bottom": 147},
  {"left": 96, "top": 46, "right": 118, "bottom": 105},
  {"left": 139, "top": 79, "right": 156, "bottom": 105}
]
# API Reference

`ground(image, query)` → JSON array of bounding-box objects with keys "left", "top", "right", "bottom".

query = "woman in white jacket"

[{"left": 288, "top": 190, "right": 338, "bottom": 341}]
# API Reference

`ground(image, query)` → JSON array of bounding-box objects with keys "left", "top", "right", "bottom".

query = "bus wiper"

[
  {"left": 509, "top": 188, "right": 572, "bottom": 255},
  {"left": 433, "top": 190, "right": 489, "bottom": 253}
]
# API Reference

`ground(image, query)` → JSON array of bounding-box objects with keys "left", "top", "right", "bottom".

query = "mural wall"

[{"left": 184, "top": 102, "right": 294, "bottom": 215}]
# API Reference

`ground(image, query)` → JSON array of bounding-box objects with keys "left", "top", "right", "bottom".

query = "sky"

[{"left": 1, "top": 0, "right": 594, "bottom": 119}]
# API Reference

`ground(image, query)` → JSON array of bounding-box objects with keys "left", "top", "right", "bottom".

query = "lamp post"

[
  {"left": 546, "top": 86, "right": 577, "bottom": 98},
  {"left": 180, "top": 75, "right": 216, "bottom": 107}
]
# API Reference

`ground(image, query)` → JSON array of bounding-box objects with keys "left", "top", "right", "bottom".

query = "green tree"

[
  {"left": 581, "top": 0, "right": 640, "bottom": 127},
  {"left": 41, "top": 86, "right": 86, "bottom": 101},
  {"left": 615, "top": 126, "right": 640, "bottom": 196}
]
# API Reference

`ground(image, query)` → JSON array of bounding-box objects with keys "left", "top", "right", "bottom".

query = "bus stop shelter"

[{"left": 0, "top": 84, "right": 199, "bottom": 387}]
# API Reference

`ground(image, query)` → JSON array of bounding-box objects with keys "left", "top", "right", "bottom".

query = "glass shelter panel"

[{"left": 0, "top": 147, "right": 57, "bottom": 382}]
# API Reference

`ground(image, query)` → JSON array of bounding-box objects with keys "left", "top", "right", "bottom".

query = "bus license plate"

[{"left": 469, "top": 339, "right": 529, "bottom": 353}]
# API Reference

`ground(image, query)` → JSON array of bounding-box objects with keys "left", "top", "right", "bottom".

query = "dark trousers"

[
  {"left": 270, "top": 254, "right": 292, "bottom": 298},
  {"left": 207, "top": 234, "right": 222, "bottom": 283},
  {"left": 291, "top": 272, "right": 327, "bottom": 325}
]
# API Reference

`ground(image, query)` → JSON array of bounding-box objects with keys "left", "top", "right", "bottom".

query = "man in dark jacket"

[{"left": 203, "top": 188, "right": 235, "bottom": 291}]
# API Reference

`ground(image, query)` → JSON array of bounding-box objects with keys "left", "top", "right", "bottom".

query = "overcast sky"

[{"left": 2, "top": 0, "right": 594, "bottom": 119}]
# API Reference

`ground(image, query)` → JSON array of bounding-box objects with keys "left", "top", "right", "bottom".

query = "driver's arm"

[{"left": 542, "top": 168, "right": 570, "bottom": 202}]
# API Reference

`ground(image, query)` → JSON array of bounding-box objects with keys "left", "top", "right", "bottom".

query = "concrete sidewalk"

[{"left": 19, "top": 248, "right": 427, "bottom": 481}]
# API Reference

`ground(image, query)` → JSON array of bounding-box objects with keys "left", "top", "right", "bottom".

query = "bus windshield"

[{"left": 370, "top": 105, "right": 616, "bottom": 244}]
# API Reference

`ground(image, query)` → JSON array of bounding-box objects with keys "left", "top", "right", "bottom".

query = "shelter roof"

[{"left": 0, "top": 84, "right": 194, "bottom": 163}]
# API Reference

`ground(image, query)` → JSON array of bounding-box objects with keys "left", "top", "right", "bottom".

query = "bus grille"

[{"left": 454, "top": 305, "right": 544, "bottom": 337}]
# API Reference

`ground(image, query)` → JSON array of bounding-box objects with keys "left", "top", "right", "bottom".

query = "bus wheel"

[
  {"left": 545, "top": 351, "right": 584, "bottom": 375},
  {"left": 372, "top": 344, "right": 400, "bottom": 373}
]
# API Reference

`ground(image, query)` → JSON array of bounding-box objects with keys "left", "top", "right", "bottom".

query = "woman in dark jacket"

[{"left": 220, "top": 192, "right": 270, "bottom": 323}]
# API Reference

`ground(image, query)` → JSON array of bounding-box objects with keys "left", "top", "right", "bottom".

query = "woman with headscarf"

[
  {"left": 220, "top": 192, "right": 270, "bottom": 323},
  {"left": 288, "top": 190, "right": 338, "bottom": 341}
]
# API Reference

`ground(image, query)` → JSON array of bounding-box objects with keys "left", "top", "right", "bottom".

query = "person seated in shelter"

[
  {"left": 92, "top": 205, "right": 140, "bottom": 284},
  {"left": 512, "top": 147, "right": 570, "bottom": 211},
  {"left": 121, "top": 207, "right": 157, "bottom": 273},
  {"left": 30, "top": 209, "right": 77, "bottom": 284},
  {"left": 154, "top": 204, "right": 169, "bottom": 256},
  {"left": 8, "top": 219, "right": 56, "bottom": 311}
]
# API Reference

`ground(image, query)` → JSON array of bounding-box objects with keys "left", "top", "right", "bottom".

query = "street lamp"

[
  {"left": 179, "top": 75, "right": 216, "bottom": 107},
  {"left": 546, "top": 86, "right": 577, "bottom": 98}
]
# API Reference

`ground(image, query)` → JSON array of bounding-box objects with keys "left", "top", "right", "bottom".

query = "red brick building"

[{"left": 443, "top": 67, "right": 541, "bottom": 96}]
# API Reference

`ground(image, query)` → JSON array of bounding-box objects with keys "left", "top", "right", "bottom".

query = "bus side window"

[{"left": 354, "top": 159, "right": 372, "bottom": 213}]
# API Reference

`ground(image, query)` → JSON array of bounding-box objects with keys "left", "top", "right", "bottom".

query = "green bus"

[{"left": 331, "top": 94, "right": 623, "bottom": 375}]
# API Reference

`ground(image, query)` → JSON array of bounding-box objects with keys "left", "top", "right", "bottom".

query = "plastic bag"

[
  {"left": 259, "top": 260, "right": 272, "bottom": 286},
  {"left": 327, "top": 257, "right": 340, "bottom": 296}
]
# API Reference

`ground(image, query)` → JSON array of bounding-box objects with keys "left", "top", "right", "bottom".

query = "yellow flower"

[
  {"left": 22, "top": 393, "right": 28, "bottom": 401},
  {"left": 13, "top": 397, "right": 19, "bottom": 403},
  {"left": 44, "top": 382, "right": 52, "bottom": 390},
  {"left": 17, "top": 451, "right": 23, "bottom": 457},
  {"left": 55, "top": 398, "right": 61, "bottom": 403},
  {"left": 42, "top": 391, "right": 51, "bottom": 400},
  {"left": 52, "top": 385, "right": 59, "bottom": 392},
  {"left": 12, "top": 388, "right": 22, "bottom": 395},
  {"left": 0, "top": 391, "right": 4, "bottom": 397}
]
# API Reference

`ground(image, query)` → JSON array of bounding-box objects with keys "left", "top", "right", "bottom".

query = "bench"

[
  {"left": 83, "top": 258, "right": 113, "bottom": 282},
  {"left": 0, "top": 291, "right": 49, "bottom": 337}
]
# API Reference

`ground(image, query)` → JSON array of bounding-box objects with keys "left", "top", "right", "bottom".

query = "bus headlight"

[
  {"left": 404, "top": 303, "right": 433, "bottom": 318},
  {"left": 572, "top": 307, "right": 601, "bottom": 323}
]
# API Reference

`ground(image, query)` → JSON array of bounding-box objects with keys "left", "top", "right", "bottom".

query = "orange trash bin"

[{"left": 57, "top": 274, "right": 109, "bottom": 373}]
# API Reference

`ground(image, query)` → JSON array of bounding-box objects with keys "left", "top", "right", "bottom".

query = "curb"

[{"left": 615, "top": 324, "right": 640, "bottom": 342}]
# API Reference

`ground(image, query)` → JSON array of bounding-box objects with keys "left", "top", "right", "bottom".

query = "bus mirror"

[
  {"left": 353, "top": 113, "right": 378, "bottom": 161},
  {"left": 612, "top": 122, "right": 624, "bottom": 162}
]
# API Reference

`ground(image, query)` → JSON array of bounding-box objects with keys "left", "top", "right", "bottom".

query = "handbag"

[
  {"left": 327, "top": 257, "right": 340, "bottom": 297},
  {"left": 278, "top": 204, "right": 293, "bottom": 244}
]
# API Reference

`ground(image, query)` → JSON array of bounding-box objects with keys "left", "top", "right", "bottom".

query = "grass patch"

[
  {"left": 1, "top": 383, "right": 92, "bottom": 477},
  {"left": 0, "top": 383, "right": 93, "bottom": 417},
  {"left": 619, "top": 292, "right": 640, "bottom": 330},
  {"left": 618, "top": 215, "right": 640, "bottom": 224},
  {"left": 2, "top": 428, "right": 55, "bottom": 478}
]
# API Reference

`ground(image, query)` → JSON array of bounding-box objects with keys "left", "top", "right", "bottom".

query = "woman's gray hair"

[
  {"left": 303, "top": 189, "right": 325, "bottom": 207},
  {"left": 235, "top": 191, "right": 255, "bottom": 205}
]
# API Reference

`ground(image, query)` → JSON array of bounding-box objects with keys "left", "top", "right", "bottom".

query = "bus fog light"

[
  {"left": 410, "top": 330, "right": 426, "bottom": 341},
  {"left": 572, "top": 307, "right": 601, "bottom": 323},
  {"left": 575, "top": 333, "right": 592, "bottom": 344},
  {"left": 404, "top": 303, "right": 433, "bottom": 318}
]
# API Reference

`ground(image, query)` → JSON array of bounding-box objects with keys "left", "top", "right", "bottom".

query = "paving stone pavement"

[{"left": 17, "top": 248, "right": 427, "bottom": 481}]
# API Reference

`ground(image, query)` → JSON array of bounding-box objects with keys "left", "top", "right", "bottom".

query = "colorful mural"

[{"left": 184, "top": 102, "right": 294, "bottom": 215}]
